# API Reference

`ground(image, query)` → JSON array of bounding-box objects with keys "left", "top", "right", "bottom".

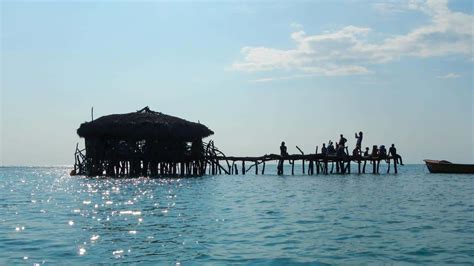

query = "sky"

[{"left": 1, "top": 0, "right": 473, "bottom": 166}]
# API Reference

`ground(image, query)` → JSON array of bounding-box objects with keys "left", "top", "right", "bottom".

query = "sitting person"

[
  {"left": 321, "top": 143, "right": 327, "bottom": 155},
  {"left": 389, "top": 144, "right": 404, "bottom": 165},
  {"left": 363, "top": 147, "right": 370, "bottom": 156},
  {"left": 378, "top": 145, "right": 387, "bottom": 158},
  {"left": 371, "top": 145, "right": 378, "bottom": 157},
  {"left": 352, "top": 147, "right": 361, "bottom": 157},
  {"left": 327, "top": 141, "right": 336, "bottom": 155}
]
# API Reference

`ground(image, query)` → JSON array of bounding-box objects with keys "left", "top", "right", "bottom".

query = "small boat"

[{"left": 424, "top": 159, "right": 474, "bottom": 174}]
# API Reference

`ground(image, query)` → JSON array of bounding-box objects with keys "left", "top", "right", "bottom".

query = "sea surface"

[{"left": 1, "top": 165, "right": 473, "bottom": 264}]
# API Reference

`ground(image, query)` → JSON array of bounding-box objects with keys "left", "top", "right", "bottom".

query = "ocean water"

[{"left": 1, "top": 165, "right": 473, "bottom": 264}]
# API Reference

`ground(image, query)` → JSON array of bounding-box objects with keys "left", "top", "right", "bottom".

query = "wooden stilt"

[{"left": 394, "top": 158, "right": 398, "bottom": 174}]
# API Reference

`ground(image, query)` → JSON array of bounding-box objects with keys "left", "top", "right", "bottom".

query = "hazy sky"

[{"left": 1, "top": 0, "right": 473, "bottom": 165}]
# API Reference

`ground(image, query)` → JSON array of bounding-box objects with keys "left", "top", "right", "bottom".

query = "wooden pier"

[
  {"left": 205, "top": 153, "right": 400, "bottom": 176},
  {"left": 72, "top": 107, "right": 402, "bottom": 177}
]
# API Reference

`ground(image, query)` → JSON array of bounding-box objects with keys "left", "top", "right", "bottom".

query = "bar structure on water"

[{"left": 72, "top": 107, "right": 401, "bottom": 177}]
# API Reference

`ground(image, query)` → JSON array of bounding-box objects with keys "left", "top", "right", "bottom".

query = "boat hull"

[{"left": 424, "top": 160, "right": 474, "bottom": 174}]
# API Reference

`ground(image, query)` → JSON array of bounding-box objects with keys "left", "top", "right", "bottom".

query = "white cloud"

[
  {"left": 232, "top": 0, "right": 473, "bottom": 80},
  {"left": 437, "top": 73, "right": 461, "bottom": 79}
]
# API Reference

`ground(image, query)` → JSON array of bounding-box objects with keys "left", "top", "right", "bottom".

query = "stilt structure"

[
  {"left": 73, "top": 107, "right": 214, "bottom": 177},
  {"left": 71, "top": 107, "right": 403, "bottom": 177}
]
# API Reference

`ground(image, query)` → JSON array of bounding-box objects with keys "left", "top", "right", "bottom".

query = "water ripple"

[{"left": 0, "top": 166, "right": 473, "bottom": 264}]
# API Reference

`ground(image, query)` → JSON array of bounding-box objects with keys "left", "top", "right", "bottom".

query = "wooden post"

[
  {"left": 376, "top": 160, "right": 380, "bottom": 174},
  {"left": 302, "top": 160, "right": 305, "bottom": 174},
  {"left": 316, "top": 161, "right": 320, "bottom": 175},
  {"left": 372, "top": 160, "right": 376, "bottom": 174},
  {"left": 242, "top": 161, "right": 245, "bottom": 175},
  {"left": 387, "top": 159, "right": 391, "bottom": 173},
  {"left": 255, "top": 161, "right": 258, "bottom": 175},
  {"left": 262, "top": 161, "right": 265, "bottom": 175},
  {"left": 291, "top": 160, "right": 295, "bottom": 175},
  {"left": 309, "top": 160, "right": 313, "bottom": 175},
  {"left": 363, "top": 160, "right": 366, "bottom": 173},
  {"left": 358, "top": 160, "right": 361, "bottom": 174},
  {"left": 394, "top": 158, "right": 398, "bottom": 174},
  {"left": 234, "top": 164, "right": 239, "bottom": 175}
]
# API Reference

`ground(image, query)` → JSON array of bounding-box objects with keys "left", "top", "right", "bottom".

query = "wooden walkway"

[
  {"left": 73, "top": 140, "right": 401, "bottom": 177},
  {"left": 205, "top": 153, "right": 400, "bottom": 176}
]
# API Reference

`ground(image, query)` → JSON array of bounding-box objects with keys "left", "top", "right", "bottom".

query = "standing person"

[
  {"left": 339, "top": 134, "right": 347, "bottom": 147},
  {"left": 278, "top": 141, "right": 288, "bottom": 175},
  {"left": 355, "top": 131, "right": 363, "bottom": 149},
  {"left": 280, "top": 141, "right": 288, "bottom": 156},
  {"left": 389, "top": 144, "right": 404, "bottom": 165},
  {"left": 336, "top": 144, "right": 345, "bottom": 157}
]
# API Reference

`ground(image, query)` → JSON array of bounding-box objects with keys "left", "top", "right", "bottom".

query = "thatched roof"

[{"left": 77, "top": 107, "right": 214, "bottom": 141}]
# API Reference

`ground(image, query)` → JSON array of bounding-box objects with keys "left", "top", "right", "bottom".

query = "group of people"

[{"left": 279, "top": 131, "right": 403, "bottom": 165}]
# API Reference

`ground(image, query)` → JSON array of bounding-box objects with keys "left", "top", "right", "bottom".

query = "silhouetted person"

[
  {"left": 389, "top": 144, "right": 404, "bottom": 165},
  {"left": 321, "top": 143, "right": 327, "bottom": 155},
  {"left": 352, "top": 147, "right": 360, "bottom": 156},
  {"left": 371, "top": 145, "right": 378, "bottom": 157},
  {"left": 336, "top": 144, "right": 345, "bottom": 157},
  {"left": 278, "top": 141, "right": 288, "bottom": 175},
  {"left": 355, "top": 131, "right": 363, "bottom": 149},
  {"left": 379, "top": 145, "right": 387, "bottom": 158},
  {"left": 363, "top": 147, "right": 370, "bottom": 156},
  {"left": 280, "top": 141, "right": 288, "bottom": 156},
  {"left": 339, "top": 134, "right": 347, "bottom": 147},
  {"left": 327, "top": 141, "right": 335, "bottom": 155}
]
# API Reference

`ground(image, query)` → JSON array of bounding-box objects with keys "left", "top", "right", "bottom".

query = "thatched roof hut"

[
  {"left": 74, "top": 107, "right": 214, "bottom": 177},
  {"left": 77, "top": 106, "right": 214, "bottom": 141}
]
